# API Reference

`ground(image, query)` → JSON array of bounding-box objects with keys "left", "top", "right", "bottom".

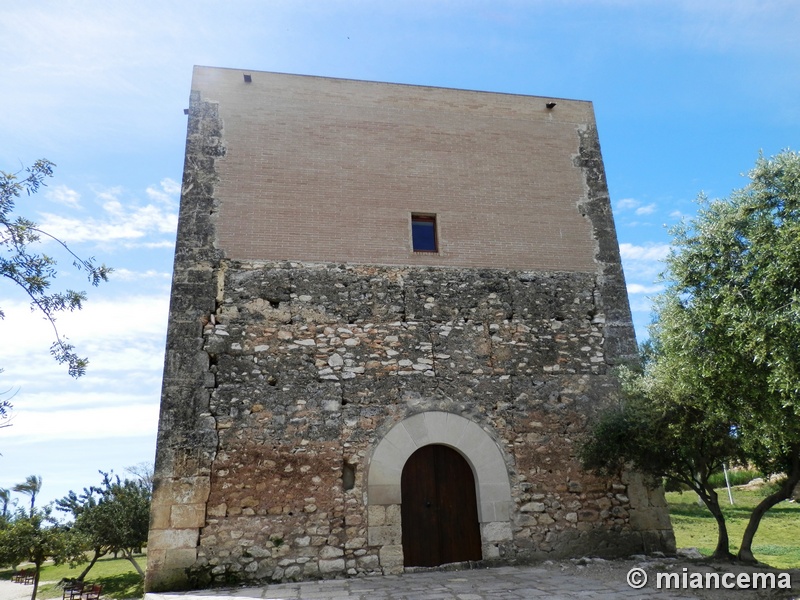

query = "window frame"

[{"left": 411, "top": 213, "right": 438, "bottom": 253}]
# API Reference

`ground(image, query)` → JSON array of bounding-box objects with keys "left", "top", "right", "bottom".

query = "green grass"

[
  {"left": 706, "top": 468, "right": 763, "bottom": 489},
  {"left": 667, "top": 487, "right": 800, "bottom": 568},
  {"left": 0, "top": 555, "right": 146, "bottom": 599}
]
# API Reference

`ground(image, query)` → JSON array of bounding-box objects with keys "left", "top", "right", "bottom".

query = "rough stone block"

[
  {"left": 629, "top": 507, "right": 673, "bottom": 531},
  {"left": 144, "top": 566, "right": 190, "bottom": 593},
  {"left": 344, "top": 537, "right": 366, "bottom": 550},
  {"left": 164, "top": 548, "right": 199, "bottom": 570},
  {"left": 171, "top": 504, "right": 207, "bottom": 528},
  {"left": 207, "top": 503, "right": 227, "bottom": 518},
  {"left": 520, "top": 502, "right": 545, "bottom": 513},
  {"left": 318, "top": 558, "right": 345, "bottom": 574},
  {"left": 319, "top": 545, "right": 344, "bottom": 559},
  {"left": 481, "top": 521, "right": 513, "bottom": 542},
  {"left": 367, "top": 504, "right": 386, "bottom": 526},
  {"left": 368, "top": 524, "right": 400, "bottom": 546},
  {"left": 357, "top": 554, "right": 380, "bottom": 570},
  {"left": 384, "top": 504, "right": 402, "bottom": 526},
  {"left": 149, "top": 503, "right": 172, "bottom": 530},
  {"left": 148, "top": 528, "right": 200, "bottom": 551},
  {"left": 155, "top": 477, "right": 211, "bottom": 506},
  {"left": 379, "top": 544, "right": 404, "bottom": 568}
]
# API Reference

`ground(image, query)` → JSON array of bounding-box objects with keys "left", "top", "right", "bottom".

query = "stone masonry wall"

[{"left": 181, "top": 261, "right": 673, "bottom": 585}]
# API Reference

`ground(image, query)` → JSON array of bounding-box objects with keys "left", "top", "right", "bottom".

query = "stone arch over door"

[{"left": 366, "top": 411, "right": 513, "bottom": 572}]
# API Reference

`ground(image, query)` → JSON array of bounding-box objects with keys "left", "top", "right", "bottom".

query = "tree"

[
  {"left": 583, "top": 149, "right": 800, "bottom": 563},
  {"left": 580, "top": 360, "right": 743, "bottom": 559},
  {"left": 660, "top": 149, "right": 800, "bottom": 562},
  {"left": 13, "top": 475, "right": 42, "bottom": 517},
  {"left": 55, "top": 487, "right": 103, "bottom": 581},
  {"left": 0, "top": 506, "right": 83, "bottom": 600},
  {"left": 1, "top": 159, "right": 110, "bottom": 378},
  {"left": 57, "top": 471, "right": 151, "bottom": 579}
]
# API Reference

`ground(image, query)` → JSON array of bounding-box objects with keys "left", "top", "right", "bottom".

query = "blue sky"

[{"left": 1, "top": 0, "right": 798, "bottom": 510}]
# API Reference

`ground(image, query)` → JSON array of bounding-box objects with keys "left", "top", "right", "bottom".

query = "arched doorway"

[{"left": 401, "top": 444, "right": 482, "bottom": 567}]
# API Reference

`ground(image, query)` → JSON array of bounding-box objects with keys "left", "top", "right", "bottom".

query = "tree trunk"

[
  {"left": 122, "top": 549, "right": 145, "bottom": 578},
  {"left": 710, "top": 509, "right": 733, "bottom": 559},
  {"left": 30, "top": 564, "right": 40, "bottom": 600},
  {"left": 77, "top": 548, "right": 105, "bottom": 581},
  {"left": 738, "top": 454, "right": 800, "bottom": 563},
  {"left": 704, "top": 490, "right": 735, "bottom": 560}
]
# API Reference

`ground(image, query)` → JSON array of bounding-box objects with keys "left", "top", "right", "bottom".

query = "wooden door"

[{"left": 401, "top": 444, "right": 482, "bottom": 567}]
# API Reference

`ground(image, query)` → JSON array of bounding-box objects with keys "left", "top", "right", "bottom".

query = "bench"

[
  {"left": 81, "top": 584, "right": 102, "bottom": 600},
  {"left": 12, "top": 570, "right": 30, "bottom": 583},
  {"left": 61, "top": 579, "right": 84, "bottom": 600}
]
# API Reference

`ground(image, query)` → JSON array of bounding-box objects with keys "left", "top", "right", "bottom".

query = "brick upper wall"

[{"left": 192, "top": 66, "right": 603, "bottom": 272}]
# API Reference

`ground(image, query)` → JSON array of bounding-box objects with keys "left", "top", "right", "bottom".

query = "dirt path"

[{"left": 0, "top": 580, "right": 38, "bottom": 600}]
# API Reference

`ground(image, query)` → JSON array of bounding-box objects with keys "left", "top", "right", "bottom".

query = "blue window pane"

[{"left": 412, "top": 218, "right": 437, "bottom": 252}]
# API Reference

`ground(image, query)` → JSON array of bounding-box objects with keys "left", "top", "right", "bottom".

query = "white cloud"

[
  {"left": 619, "top": 243, "right": 671, "bottom": 262},
  {"left": 96, "top": 187, "right": 124, "bottom": 203},
  {"left": 7, "top": 390, "right": 159, "bottom": 413},
  {"left": 0, "top": 295, "right": 170, "bottom": 378},
  {"left": 1, "top": 403, "right": 159, "bottom": 444},
  {"left": 132, "top": 240, "right": 175, "bottom": 249},
  {"left": 628, "top": 296, "right": 657, "bottom": 315},
  {"left": 146, "top": 178, "right": 181, "bottom": 204},
  {"left": 0, "top": 293, "right": 168, "bottom": 445},
  {"left": 38, "top": 208, "right": 178, "bottom": 243},
  {"left": 0, "top": 288, "right": 169, "bottom": 450},
  {"left": 627, "top": 283, "right": 664, "bottom": 295},
  {"left": 619, "top": 242, "right": 671, "bottom": 294},
  {"left": 616, "top": 198, "right": 639, "bottom": 211},
  {"left": 617, "top": 198, "right": 657, "bottom": 217},
  {"left": 37, "top": 180, "right": 179, "bottom": 245},
  {"left": 46, "top": 185, "right": 82, "bottom": 208},
  {"left": 635, "top": 203, "right": 656, "bottom": 216},
  {"left": 112, "top": 268, "right": 172, "bottom": 281}
]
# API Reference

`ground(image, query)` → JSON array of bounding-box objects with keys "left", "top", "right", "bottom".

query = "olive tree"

[
  {"left": 663, "top": 150, "right": 800, "bottom": 562},
  {"left": 583, "top": 150, "right": 800, "bottom": 563}
]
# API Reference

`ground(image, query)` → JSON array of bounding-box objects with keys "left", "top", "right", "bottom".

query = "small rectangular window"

[{"left": 411, "top": 214, "right": 437, "bottom": 252}]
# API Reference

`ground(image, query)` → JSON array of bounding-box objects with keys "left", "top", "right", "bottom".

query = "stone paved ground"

[
  {"left": 146, "top": 566, "right": 683, "bottom": 600},
  {"left": 143, "top": 559, "right": 800, "bottom": 600}
]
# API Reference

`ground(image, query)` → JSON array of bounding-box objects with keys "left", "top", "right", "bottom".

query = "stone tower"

[{"left": 145, "top": 66, "right": 674, "bottom": 592}]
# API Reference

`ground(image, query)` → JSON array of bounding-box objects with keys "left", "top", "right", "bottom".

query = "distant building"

[{"left": 145, "top": 66, "right": 674, "bottom": 591}]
